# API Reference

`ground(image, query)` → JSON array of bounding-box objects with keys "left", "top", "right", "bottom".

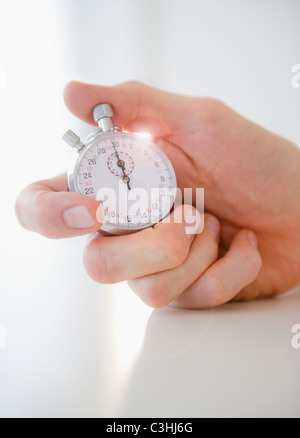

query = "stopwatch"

[{"left": 63, "top": 103, "right": 177, "bottom": 235}]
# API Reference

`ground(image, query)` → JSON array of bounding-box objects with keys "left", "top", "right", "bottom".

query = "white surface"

[
  {"left": 120, "top": 290, "right": 300, "bottom": 418},
  {"left": 1, "top": 283, "right": 300, "bottom": 418},
  {"left": 0, "top": 0, "right": 299, "bottom": 418}
]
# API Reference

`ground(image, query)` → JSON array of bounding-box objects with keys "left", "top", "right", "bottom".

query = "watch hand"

[
  {"left": 112, "top": 143, "right": 119, "bottom": 158},
  {"left": 113, "top": 144, "right": 131, "bottom": 190},
  {"left": 122, "top": 175, "right": 131, "bottom": 190},
  {"left": 118, "top": 162, "right": 131, "bottom": 190}
]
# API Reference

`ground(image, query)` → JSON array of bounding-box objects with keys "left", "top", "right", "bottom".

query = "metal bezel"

[{"left": 67, "top": 130, "right": 177, "bottom": 235}]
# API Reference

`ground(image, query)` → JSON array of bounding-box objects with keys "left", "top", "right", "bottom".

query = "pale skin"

[{"left": 15, "top": 81, "right": 300, "bottom": 309}]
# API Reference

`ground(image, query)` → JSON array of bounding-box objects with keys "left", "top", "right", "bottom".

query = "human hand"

[{"left": 16, "top": 81, "right": 300, "bottom": 308}]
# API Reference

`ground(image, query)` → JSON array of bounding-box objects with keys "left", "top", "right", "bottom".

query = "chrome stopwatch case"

[{"left": 63, "top": 104, "right": 177, "bottom": 235}]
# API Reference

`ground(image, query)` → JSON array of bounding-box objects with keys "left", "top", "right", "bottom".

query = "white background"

[{"left": 0, "top": 0, "right": 299, "bottom": 417}]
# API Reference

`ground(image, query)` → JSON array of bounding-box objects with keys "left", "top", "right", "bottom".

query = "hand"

[{"left": 15, "top": 81, "right": 300, "bottom": 308}]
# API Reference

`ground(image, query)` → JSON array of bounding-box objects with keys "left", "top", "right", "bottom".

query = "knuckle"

[
  {"left": 83, "top": 243, "right": 113, "bottom": 284},
  {"left": 32, "top": 192, "right": 59, "bottom": 239},
  {"left": 132, "top": 277, "right": 170, "bottom": 309},
  {"left": 32, "top": 192, "right": 50, "bottom": 235},
  {"left": 125, "top": 79, "right": 143, "bottom": 89},
  {"left": 205, "top": 97, "right": 226, "bottom": 116},
  {"left": 118, "top": 80, "right": 145, "bottom": 95},
  {"left": 244, "top": 247, "right": 262, "bottom": 279},
  {"left": 144, "top": 290, "right": 169, "bottom": 309},
  {"left": 15, "top": 194, "right": 26, "bottom": 228},
  {"left": 15, "top": 186, "right": 36, "bottom": 231},
  {"left": 199, "top": 274, "right": 227, "bottom": 307},
  {"left": 199, "top": 98, "right": 228, "bottom": 127},
  {"left": 161, "top": 230, "right": 189, "bottom": 268},
  {"left": 205, "top": 234, "right": 219, "bottom": 263}
]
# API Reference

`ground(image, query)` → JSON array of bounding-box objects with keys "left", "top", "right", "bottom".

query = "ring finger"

[{"left": 127, "top": 214, "right": 220, "bottom": 308}]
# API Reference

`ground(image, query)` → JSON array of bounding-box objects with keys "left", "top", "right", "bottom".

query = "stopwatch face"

[{"left": 68, "top": 132, "right": 177, "bottom": 233}]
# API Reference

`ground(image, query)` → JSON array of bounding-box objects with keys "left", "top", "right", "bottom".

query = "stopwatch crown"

[{"left": 93, "top": 103, "right": 114, "bottom": 123}]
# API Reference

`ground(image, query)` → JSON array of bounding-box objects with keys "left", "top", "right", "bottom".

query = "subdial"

[{"left": 107, "top": 151, "right": 134, "bottom": 176}]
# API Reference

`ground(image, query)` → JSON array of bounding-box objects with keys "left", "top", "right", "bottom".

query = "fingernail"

[
  {"left": 247, "top": 231, "right": 258, "bottom": 249},
  {"left": 205, "top": 216, "right": 220, "bottom": 239},
  {"left": 63, "top": 205, "right": 95, "bottom": 229},
  {"left": 184, "top": 207, "right": 202, "bottom": 237}
]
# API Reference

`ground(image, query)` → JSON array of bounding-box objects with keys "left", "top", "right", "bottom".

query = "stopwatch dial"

[
  {"left": 107, "top": 151, "right": 134, "bottom": 177},
  {"left": 75, "top": 133, "right": 177, "bottom": 230}
]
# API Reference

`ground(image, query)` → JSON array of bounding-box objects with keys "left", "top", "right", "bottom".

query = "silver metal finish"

[
  {"left": 93, "top": 103, "right": 114, "bottom": 133},
  {"left": 65, "top": 103, "right": 177, "bottom": 235},
  {"left": 93, "top": 103, "right": 114, "bottom": 121},
  {"left": 84, "top": 128, "right": 103, "bottom": 145},
  {"left": 67, "top": 131, "right": 177, "bottom": 236},
  {"left": 99, "top": 117, "right": 114, "bottom": 132},
  {"left": 62, "top": 130, "right": 84, "bottom": 151}
]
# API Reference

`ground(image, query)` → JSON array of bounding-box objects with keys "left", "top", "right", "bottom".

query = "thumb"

[
  {"left": 63, "top": 80, "right": 188, "bottom": 138},
  {"left": 15, "top": 174, "right": 103, "bottom": 239}
]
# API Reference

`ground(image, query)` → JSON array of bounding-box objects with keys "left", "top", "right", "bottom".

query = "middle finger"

[{"left": 83, "top": 205, "right": 201, "bottom": 284}]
